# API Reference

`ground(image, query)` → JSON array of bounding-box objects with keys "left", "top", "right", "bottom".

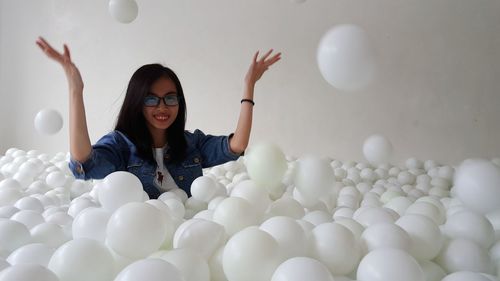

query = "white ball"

[
  {"left": 360, "top": 222, "right": 411, "bottom": 254},
  {"left": 108, "top": 0, "right": 138, "bottom": 24},
  {"left": 213, "top": 197, "right": 259, "bottom": 236},
  {"left": 106, "top": 202, "right": 169, "bottom": 259},
  {"left": 435, "top": 238, "right": 495, "bottom": 274},
  {"left": 30, "top": 222, "right": 69, "bottom": 248},
  {"left": 156, "top": 248, "right": 210, "bottom": 281},
  {"left": 173, "top": 219, "right": 225, "bottom": 260},
  {"left": 114, "top": 258, "right": 183, "bottom": 281},
  {"left": 396, "top": 214, "right": 443, "bottom": 261},
  {"left": 245, "top": 142, "right": 288, "bottom": 189},
  {"left": 99, "top": 171, "right": 144, "bottom": 212},
  {"left": 260, "top": 216, "right": 307, "bottom": 259},
  {"left": 231, "top": 179, "right": 272, "bottom": 216},
  {"left": 443, "top": 210, "right": 495, "bottom": 249},
  {"left": 441, "top": 271, "right": 492, "bottom": 281},
  {"left": 294, "top": 156, "right": 335, "bottom": 201},
  {"left": 72, "top": 207, "right": 111, "bottom": 243},
  {"left": 45, "top": 171, "right": 66, "bottom": 187},
  {"left": 0, "top": 263, "right": 59, "bottom": 281},
  {"left": 309, "top": 222, "right": 360, "bottom": 275},
  {"left": 34, "top": 109, "right": 63, "bottom": 135},
  {"left": 48, "top": 238, "right": 114, "bottom": 281},
  {"left": 0, "top": 220, "right": 31, "bottom": 254},
  {"left": 266, "top": 197, "right": 305, "bottom": 219},
  {"left": 317, "top": 24, "right": 376, "bottom": 91},
  {"left": 454, "top": 159, "right": 500, "bottom": 214},
  {"left": 223, "top": 227, "right": 284, "bottom": 281},
  {"left": 6, "top": 243, "right": 55, "bottom": 267},
  {"left": 357, "top": 248, "right": 424, "bottom": 281},
  {"left": 363, "top": 134, "right": 393, "bottom": 166},
  {"left": 271, "top": 257, "right": 334, "bottom": 281},
  {"left": 190, "top": 176, "right": 217, "bottom": 202}
]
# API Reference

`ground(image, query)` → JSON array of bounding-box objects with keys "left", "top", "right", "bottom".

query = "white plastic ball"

[
  {"left": 396, "top": 214, "right": 443, "bottom": 261},
  {"left": 114, "top": 258, "right": 183, "bottom": 281},
  {"left": 0, "top": 220, "right": 31, "bottom": 254},
  {"left": 435, "top": 238, "right": 495, "bottom": 274},
  {"left": 156, "top": 248, "right": 210, "bottom": 281},
  {"left": 360, "top": 222, "right": 411, "bottom": 254},
  {"left": 72, "top": 207, "right": 111, "bottom": 243},
  {"left": 245, "top": 142, "right": 287, "bottom": 189},
  {"left": 213, "top": 197, "right": 259, "bottom": 235},
  {"left": 363, "top": 134, "right": 393, "bottom": 166},
  {"left": 266, "top": 197, "right": 305, "bottom": 219},
  {"left": 108, "top": 0, "right": 138, "bottom": 24},
  {"left": 0, "top": 263, "right": 59, "bottom": 281},
  {"left": 443, "top": 210, "right": 495, "bottom": 249},
  {"left": 309, "top": 222, "right": 360, "bottom": 275},
  {"left": 357, "top": 248, "right": 424, "bottom": 281},
  {"left": 34, "top": 109, "right": 63, "bottom": 135},
  {"left": 6, "top": 243, "right": 55, "bottom": 267},
  {"left": 99, "top": 171, "right": 144, "bottom": 212},
  {"left": 223, "top": 227, "right": 284, "bottom": 281},
  {"left": 30, "top": 222, "right": 69, "bottom": 248},
  {"left": 48, "top": 238, "right": 114, "bottom": 281},
  {"left": 231, "top": 179, "right": 272, "bottom": 216},
  {"left": 317, "top": 24, "right": 376, "bottom": 91},
  {"left": 190, "top": 176, "right": 217, "bottom": 202},
  {"left": 106, "top": 202, "right": 169, "bottom": 259},
  {"left": 260, "top": 216, "right": 307, "bottom": 259},
  {"left": 45, "top": 171, "right": 66, "bottom": 187},
  {"left": 454, "top": 159, "right": 500, "bottom": 214},
  {"left": 294, "top": 155, "right": 335, "bottom": 201},
  {"left": 173, "top": 219, "right": 225, "bottom": 260},
  {"left": 271, "top": 257, "right": 334, "bottom": 281},
  {"left": 441, "top": 271, "right": 492, "bottom": 281}
]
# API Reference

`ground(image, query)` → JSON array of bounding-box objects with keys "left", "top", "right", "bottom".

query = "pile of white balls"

[{"left": 0, "top": 142, "right": 500, "bottom": 281}]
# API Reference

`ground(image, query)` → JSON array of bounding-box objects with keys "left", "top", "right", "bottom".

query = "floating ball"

[
  {"left": 34, "top": 109, "right": 63, "bottom": 135},
  {"left": 245, "top": 142, "right": 287, "bottom": 189},
  {"left": 317, "top": 24, "right": 376, "bottom": 91},
  {"left": 108, "top": 0, "right": 138, "bottom": 24},
  {"left": 363, "top": 134, "right": 393, "bottom": 166},
  {"left": 294, "top": 156, "right": 335, "bottom": 201}
]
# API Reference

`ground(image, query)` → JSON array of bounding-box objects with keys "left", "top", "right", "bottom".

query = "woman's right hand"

[{"left": 36, "top": 37, "right": 84, "bottom": 92}]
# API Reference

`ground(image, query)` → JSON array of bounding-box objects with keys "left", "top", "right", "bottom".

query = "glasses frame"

[{"left": 143, "top": 94, "right": 181, "bottom": 107}]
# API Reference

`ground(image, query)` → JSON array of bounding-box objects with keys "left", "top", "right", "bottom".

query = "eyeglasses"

[{"left": 143, "top": 94, "right": 181, "bottom": 107}]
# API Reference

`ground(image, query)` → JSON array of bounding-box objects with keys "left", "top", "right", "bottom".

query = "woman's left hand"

[{"left": 244, "top": 49, "right": 281, "bottom": 86}]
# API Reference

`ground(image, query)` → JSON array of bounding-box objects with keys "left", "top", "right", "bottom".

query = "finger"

[
  {"left": 63, "top": 44, "right": 71, "bottom": 60},
  {"left": 266, "top": 52, "right": 282, "bottom": 66},
  {"left": 259, "top": 49, "right": 274, "bottom": 62},
  {"left": 253, "top": 51, "right": 259, "bottom": 63}
]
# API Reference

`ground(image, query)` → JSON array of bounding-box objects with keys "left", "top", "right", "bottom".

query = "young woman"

[{"left": 36, "top": 37, "right": 281, "bottom": 199}]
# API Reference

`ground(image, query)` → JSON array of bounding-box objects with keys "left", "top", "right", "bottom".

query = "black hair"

[{"left": 115, "top": 64, "right": 187, "bottom": 163}]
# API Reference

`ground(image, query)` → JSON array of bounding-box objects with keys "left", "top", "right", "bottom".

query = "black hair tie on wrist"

[{"left": 241, "top": 99, "right": 255, "bottom": 106}]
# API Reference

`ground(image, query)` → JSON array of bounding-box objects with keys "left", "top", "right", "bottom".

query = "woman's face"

[{"left": 142, "top": 77, "right": 179, "bottom": 134}]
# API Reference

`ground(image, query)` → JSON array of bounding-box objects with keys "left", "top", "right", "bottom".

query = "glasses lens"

[
  {"left": 164, "top": 95, "right": 179, "bottom": 106},
  {"left": 144, "top": 96, "right": 160, "bottom": 106}
]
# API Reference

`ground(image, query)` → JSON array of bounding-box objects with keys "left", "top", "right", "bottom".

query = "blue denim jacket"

[{"left": 69, "top": 129, "right": 241, "bottom": 199}]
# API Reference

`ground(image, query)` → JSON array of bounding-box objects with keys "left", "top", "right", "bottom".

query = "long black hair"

[{"left": 115, "top": 64, "right": 187, "bottom": 163}]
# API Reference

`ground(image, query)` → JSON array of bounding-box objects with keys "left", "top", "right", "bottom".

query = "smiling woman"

[{"left": 35, "top": 37, "right": 281, "bottom": 198}]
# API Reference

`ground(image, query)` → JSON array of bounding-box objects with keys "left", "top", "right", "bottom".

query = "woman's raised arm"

[
  {"left": 36, "top": 37, "right": 92, "bottom": 162},
  {"left": 229, "top": 49, "right": 281, "bottom": 154}
]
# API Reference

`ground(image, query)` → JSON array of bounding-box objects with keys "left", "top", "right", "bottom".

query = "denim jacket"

[{"left": 69, "top": 129, "right": 241, "bottom": 199}]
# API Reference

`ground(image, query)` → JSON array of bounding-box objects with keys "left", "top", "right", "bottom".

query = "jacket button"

[
  {"left": 178, "top": 176, "right": 184, "bottom": 181},
  {"left": 193, "top": 157, "right": 200, "bottom": 164},
  {"left": 76, "top": 166, "right": 83, "bottom": 174}
]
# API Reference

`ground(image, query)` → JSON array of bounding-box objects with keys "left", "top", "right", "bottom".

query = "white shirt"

[{"left": 153, "top": 147, "right": 179, "bottom": 192}]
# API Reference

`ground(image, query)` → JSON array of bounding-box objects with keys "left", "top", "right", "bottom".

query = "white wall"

[{"left": 1, "top": 0, "right": 499, "bottom": 165}]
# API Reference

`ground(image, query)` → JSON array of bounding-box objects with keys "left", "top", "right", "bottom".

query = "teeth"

[{"left": 155, "top": 115, "right": 168, "bottom": 121}]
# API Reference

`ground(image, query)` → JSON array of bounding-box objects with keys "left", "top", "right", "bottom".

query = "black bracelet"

[{"left": 241, "top": 99, "right": 255, "bottom": 106}]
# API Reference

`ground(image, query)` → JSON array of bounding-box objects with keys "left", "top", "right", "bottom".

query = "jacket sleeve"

[
  {"left": 190, "top": 129, "right": 242, "bottom": 168},
  {"left": 68, "top": 131, "right": 128, "bottom": 180}
]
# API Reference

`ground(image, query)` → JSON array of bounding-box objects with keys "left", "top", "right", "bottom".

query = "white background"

[{"left": 1, "top": 0, "right": 499, "bottom": 165}]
